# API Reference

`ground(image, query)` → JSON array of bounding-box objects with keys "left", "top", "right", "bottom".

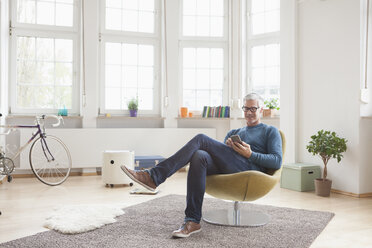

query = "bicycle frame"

[{"left": 0, "top": 123, "right": 55, "bottom": 162}]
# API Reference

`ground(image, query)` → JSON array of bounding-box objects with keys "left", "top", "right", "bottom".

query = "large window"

[
  {"left": 10, "top": 0, "right": 79, "bottom": 114},
  {"left": 105, "top": 0, "right": 155, "bottom": 33},
  {"left": 182, "top": 0, "right": 225, "bottom": 37},
  {"left": 104, "top": 42, "right": 155, "bottom": 110},
  {"left": 247, "top": 0, "right": 280, "bottom": 102},
  {"left": 180, "top": 0, "right": 228, "bottom": 112},
  {"left": 100, "top": 0, "right": 160, "bottom": 115},
  {"left": 250, "top": 0, "right": 280, "bottom": 35}
]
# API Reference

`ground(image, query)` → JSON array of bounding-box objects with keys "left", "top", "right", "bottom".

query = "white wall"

[
  {"left": 360, "top": 0, "right": 372, "bottom": 116},
  {"left": 0, "top": 0, "right": 9, "bottom": 118},
  {"left": 81, "top": 0, "right": 99, "bottom": 128},
  {"left": 280, "top": 0, "right": 297, "bottom": 164},
  {"left": 0, "top": 0, "right": 1, "bottom": 105},
  {"left": 357, "top": 0, "right": 372, "bottom": 194},
  {"left": 297, "top": 0, "right": 361, "bottom": 193},
  {"left": 162, "top": 0, "right": 179, "bottom": 128},
  {"left": 19, "top": 128, "right": 216, "bottom": 168},
  {"left": 359, "top": 117, "right": 372, "bottom": 193}
]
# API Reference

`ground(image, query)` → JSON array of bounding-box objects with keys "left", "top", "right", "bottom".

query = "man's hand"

[
  {"left": 231, "top": 141, "right": 252, "bottom": 158},
  {"left": 226, "top": 138, "right": 233, "bottom": 148}
]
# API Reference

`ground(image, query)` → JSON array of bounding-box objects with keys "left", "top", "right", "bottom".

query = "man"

[{"left": 121, "top": 93, "right": 282, "bottom": 238}]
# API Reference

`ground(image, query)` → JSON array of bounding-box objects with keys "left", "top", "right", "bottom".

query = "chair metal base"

[{"left": 203, "top": 201, "right": 270, "bottom": 227}]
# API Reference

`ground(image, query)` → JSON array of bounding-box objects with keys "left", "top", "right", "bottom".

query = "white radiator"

[{"left": 19, "top": 128, "right": 216, "bottom": 168}]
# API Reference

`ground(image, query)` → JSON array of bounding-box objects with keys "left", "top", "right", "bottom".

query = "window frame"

[
  {"left": 99, "top": 35, "right": 161, "bottom": 115},
  {"left": 100, "top": 0, "right": 161, "bottom": 38},
  {"left": 178, "top": 41, "right": 229, "bottom": 111},
  {"left": 179, "top": 0, "right": 230, "bottom": 112},
  {"left": 179, "top": 0, "right": 229, "bottom": 42},
  {"left": 245, "top": 0, "right": 280, "bottom": 100},
  {"left": 9, "top": 0, "right": 80, "bottom": 114},
  {"left": 99, "top": 0, "right": 161, "bottom": 116}
]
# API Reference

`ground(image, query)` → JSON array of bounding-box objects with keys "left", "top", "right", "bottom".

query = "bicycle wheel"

[
  {"left": 29, "top": 135, "right": 72, "bottom": 186},
  {"left": 0, "top": 157, "right": 15, "bottom": 175}
]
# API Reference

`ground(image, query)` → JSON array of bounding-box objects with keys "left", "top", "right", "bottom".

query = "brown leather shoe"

[
  {"left": 172, "top": 221, "right": 201, "bottom": 238},
  {"left": 120, "top": 165, "right": 157, "bottom": 191}
]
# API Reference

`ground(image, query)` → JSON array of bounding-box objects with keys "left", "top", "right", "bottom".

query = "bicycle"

[{"left": 0, "top": 113, "right": 72, "bottom": 186}]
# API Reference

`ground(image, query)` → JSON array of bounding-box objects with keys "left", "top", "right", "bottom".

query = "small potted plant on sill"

[
  {"left": 263, "top": 98, "right": 280, "bottom": 117},
  {"left": 127, "top": 98, "right": 138, "bottom": 117},
  {"left": 306, "top": 130, "right": 347, "bottom": 197}
]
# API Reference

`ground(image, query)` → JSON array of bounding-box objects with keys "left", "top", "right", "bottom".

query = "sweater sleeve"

[{"left": 248, "top": 128, "right": 282, "bottom": 170}]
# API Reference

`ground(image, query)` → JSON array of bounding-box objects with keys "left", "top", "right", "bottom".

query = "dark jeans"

[{"left": 148, "top": 134, "right": 261, "bottom": 223}]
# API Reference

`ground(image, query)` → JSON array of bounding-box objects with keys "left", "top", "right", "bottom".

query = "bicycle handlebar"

[
  {"left": 0, "top": 129, "right": 12, "bottom": 136},
  {"left": 42, "top": 115, "right": 64, "bottom": 127}
]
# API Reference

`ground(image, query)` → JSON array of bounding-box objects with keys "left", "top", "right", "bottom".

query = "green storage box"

[{"left": 280, "top": 163, "right": 321, "bottom": 192}]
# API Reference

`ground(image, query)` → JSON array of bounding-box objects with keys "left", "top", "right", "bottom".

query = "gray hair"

[{"left": 243, "top": 93, "right": 264, "bottom": 108}]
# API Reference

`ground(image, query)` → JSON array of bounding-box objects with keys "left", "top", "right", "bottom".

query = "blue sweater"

[{"left": 224, "top": 123, "right": 282, "bottom": 171}]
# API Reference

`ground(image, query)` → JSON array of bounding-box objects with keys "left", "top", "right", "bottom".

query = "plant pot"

[
  {"left": 129, "top": 109, "right": 137, "bottom": 117},
  {"left": 263, "top": 109, "right": 276, "bottom": 117},
  {"left": 314, "top": 178, "right": 332, "bottom": 197}
]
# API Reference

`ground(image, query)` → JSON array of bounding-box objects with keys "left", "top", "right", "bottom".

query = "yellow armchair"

[{"left": 203, "top": 130, "right": 286, "bottom": 227}]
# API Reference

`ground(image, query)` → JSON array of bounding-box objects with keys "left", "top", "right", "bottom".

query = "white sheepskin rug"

[{"left": 44, "top": 204, "right": 126, "bottom": 234}]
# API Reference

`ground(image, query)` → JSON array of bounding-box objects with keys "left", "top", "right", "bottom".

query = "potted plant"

[
  {"left": 306, "top": 130, "right": 347, "bottom": 197},
  {"left": 263, "top": 98, "right": 280, "bottom": 117},
  {"left": 127, "top": 98, "right": 138, "bottom": 117}
]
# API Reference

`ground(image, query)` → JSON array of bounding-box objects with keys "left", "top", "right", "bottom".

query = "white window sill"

[
  {"left": 237, "top": 116, "right": 280, "bottom": 120},
  {"left": 6, "top": 114, "right": 83, "bottom": 119},
  {"left": 97, "top": 115, "right": 165, "bottom": 120},
  {"left": 176, "top": 117, "right": 233, "bottom": 120}
]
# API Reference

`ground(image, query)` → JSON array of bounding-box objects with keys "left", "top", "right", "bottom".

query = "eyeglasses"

[{"left": 241, "top": 106, "right": 259, "bottom": 113}]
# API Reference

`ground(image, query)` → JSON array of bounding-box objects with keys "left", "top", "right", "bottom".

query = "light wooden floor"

[{"left": 1, "top": 172, "right": 372, "bottom": 247}]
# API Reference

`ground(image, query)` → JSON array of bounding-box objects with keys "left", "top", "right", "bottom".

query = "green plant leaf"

[
  {"left": 127, "top": 98, "right": 138, "bottom": 110},
  {"left": 264, "top": 98, "right": 280, "bottom": 110},
  {"left": 306, "top": 130, "right": 347, "bottom": 178}
]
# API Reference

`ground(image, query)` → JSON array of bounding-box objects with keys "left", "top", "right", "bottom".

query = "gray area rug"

[{"left": 1, "top": 194, "right": 334, "bottom": 248}]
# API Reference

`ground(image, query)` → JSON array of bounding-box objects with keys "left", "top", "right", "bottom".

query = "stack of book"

[{"left": 202, "top": 106, "right": 230, "bottom": 118}]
